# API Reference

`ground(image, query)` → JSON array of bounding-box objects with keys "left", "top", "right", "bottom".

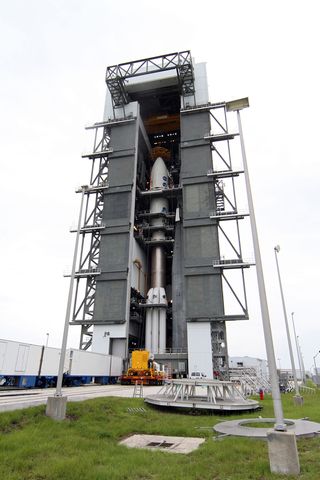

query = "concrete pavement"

[{"left": 0, "top": 384, "right": 162, "bottom": 413}]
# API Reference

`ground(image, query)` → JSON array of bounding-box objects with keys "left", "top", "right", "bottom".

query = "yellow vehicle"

[{"left": 120, "top": 350, "right": 164, "bottom": 385}]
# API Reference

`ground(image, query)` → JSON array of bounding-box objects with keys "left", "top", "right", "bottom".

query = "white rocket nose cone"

[{"left": 150, "top": 157, "right": 169, "bottom": 190}]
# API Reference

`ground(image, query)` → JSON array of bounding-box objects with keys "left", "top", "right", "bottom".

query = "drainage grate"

[
  {"left": 127, "top": 407, "right": 147, "bottom": 414},
  {"left": 147, "top": 441, "right": 174, "bottom": 448}
]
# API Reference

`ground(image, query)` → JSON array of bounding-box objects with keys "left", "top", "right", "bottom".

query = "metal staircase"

[{"left": 229, "top": 367, "right": 270, "bottom": 395}]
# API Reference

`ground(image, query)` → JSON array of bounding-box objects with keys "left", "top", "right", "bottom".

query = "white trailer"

[
  {"left": 68, "top": 349, "right": 110, "bottom": 377},
  {"left": 109, "top": 354, "right": 123, "bottom": 377},
  {"left": 0, "top": 338, "right": 123, "bottom": 388},
  {"left": 0, "top": 339, "right": 42, "bottom": 377},
  {"left": 67, "top": 349, "right": 123, "bottom": 377},
  {"left": 40, "top": 346, "right": 69, "bottom": 377}
]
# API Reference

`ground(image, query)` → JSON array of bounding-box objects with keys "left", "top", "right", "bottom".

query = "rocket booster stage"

[{"left": 145, "top": 157, "right": 169, "bottom": 354}]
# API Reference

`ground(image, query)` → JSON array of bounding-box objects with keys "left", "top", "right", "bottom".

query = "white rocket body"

[{"left": 145, "top": 157, "right": 169, "bottom": 354}]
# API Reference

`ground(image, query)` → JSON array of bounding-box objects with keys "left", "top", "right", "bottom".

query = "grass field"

[{"left": 0, "top": 390, "right": 319, "bottom": 479}]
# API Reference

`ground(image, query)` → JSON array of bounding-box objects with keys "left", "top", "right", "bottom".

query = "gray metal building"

[{"left": 70, "top": 51, "right": 251, "bottom": 377}]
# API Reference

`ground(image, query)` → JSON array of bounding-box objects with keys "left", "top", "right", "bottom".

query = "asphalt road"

[{"left": 0, "top": 384, "right": 163, "bottom": 412}]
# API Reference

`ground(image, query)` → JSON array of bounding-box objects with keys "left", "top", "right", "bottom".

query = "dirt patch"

[{"left": 66, "top": 413, "right": 79, "bottom": 421}]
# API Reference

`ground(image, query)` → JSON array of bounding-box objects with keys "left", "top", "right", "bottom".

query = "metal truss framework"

[
  {"left": 144, "top": 378, "right": 260, "bottom": 412},
  {"left": 70, "top": 122, "right": 112, "bottom": 350},
  {"left": 106, "top": 51, "right": 195, "bottom": 107},
  {"left": 203, "top": 103, "right": 252, "bottom": 320},
  {"left": 180, "top": 102, "right": 252, "bottom": 324},
  {"left": 71, "top": 105, "right": 251, "bottom": 352}
]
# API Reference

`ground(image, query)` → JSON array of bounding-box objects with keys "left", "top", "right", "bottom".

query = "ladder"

[
  {"left": 133, "top": 380, "right": 143, "bottom": 398},
  {"left": 215, "top": 181, "right": 225, "bottom": 212}
]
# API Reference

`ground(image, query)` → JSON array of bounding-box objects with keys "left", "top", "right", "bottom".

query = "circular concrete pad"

[{"left": 214, "top": 417, "right": 320, "bottom": 439}]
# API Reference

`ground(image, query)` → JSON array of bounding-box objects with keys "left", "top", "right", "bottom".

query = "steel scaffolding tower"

[{"left": 69, "top": 51, "right": 252, "bottom": 377}]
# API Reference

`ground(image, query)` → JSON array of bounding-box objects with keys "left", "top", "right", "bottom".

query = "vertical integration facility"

[{"left": 70, "top": 51, "right": 252, "bottom": 378}]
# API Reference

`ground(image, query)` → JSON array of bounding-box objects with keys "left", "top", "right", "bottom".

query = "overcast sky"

[{"left": 1, "top": 0, "right": 319, "bottom": 371}]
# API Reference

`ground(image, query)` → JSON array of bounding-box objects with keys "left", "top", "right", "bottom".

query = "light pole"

[
  {"left": 313, "top": 351, "right": 320, "bottom": 386},
  {"left": 45, "top": 333, "right": 49, "bottom": 347},
  {"left": 225, "top": 99, "right": 299, "bottom": 476},
  {"left": 291, "top": 312, "right": 303, "bottom": 382},
  {"left": 274, "top": 246, "right": 301, "bottom": 400},
  {"left": 297, "top": 336, "right": 306, "bottom": 384},
  {"left": 226, "top": 98, "right": 286, "bottom": 431},
  {"left": 46, "top": 185, "right": 88, "bottom": 420},
  {"left": 313, "top": 351, "right": 320, "bottom": 376}
]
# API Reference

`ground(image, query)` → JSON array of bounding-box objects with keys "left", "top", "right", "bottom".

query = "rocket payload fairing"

[{"left": 145, "top": 156, "right": 169, "bottom": 354}]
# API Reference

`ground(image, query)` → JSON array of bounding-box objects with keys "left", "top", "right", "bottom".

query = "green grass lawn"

[{"left": 0, "top": 390, "right": 319, "bottom": 479}]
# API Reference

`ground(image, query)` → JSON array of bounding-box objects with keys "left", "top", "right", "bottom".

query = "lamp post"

[
  {"left": 45, "top": 333, "right": 49, "bottom": 348},
  {"left": 297, "top": 336, "right": 306, "bottom": 384},
  {"left": 291, "top": 312, "right": 303, "bottom": 382},
  {"left": 313, "top": 351, "right": 320, "bottom": 385},
  {"left": 221, "top": 99, "right": 299, "bottom": 476},
  {"left": 274, "top": 246, "right": 301, "bottom": 400},
  {"left": 226, "top": 98, "right": 286, "bottom": 431},
  {"left": 313, "top": 351, "right": 320, "bottom": 376},
  {"left": 46, "top": 185, "right": 88, "bottom": 420}
]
